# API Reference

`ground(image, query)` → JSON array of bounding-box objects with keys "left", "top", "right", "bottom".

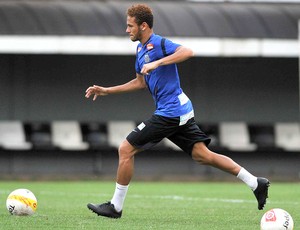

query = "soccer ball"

[
  {"left": 260, "top": 208, "right": 294, "bottom": 230},
  {"left": 6, "top": 188, "right": 37, "bottom": 216}
]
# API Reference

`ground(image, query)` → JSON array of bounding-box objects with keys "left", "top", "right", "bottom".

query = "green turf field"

[{"left": 0, "top": 181, "right": 298, "bottom": 229}]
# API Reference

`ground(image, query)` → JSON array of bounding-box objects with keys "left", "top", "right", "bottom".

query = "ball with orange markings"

[{"left": 6, "top": 188, "right": 37, "bottom": 216}]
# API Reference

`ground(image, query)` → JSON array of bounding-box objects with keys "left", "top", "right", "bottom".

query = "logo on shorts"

[{"left": 138, "top": 122, "right": 146, "bottom": 130}]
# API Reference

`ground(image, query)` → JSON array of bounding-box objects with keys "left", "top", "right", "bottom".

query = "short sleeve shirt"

[{"left": 135, "top": 33, "right": 193, "bottom": 118}]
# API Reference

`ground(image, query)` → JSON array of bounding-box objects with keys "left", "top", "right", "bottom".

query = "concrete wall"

[{"left": 0, "top": 149, "right": 299, "bottom": 181}]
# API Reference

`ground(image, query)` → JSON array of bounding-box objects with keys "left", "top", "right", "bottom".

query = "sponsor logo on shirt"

[
  {"left": 138, "top": 47, "right": 142, "bottom": 52},
  {"left": 146, "top": 44, "right": 154, "bottom": 50},
  {"left": 144, "top": 53, "right": 150, "bottom": 63}
]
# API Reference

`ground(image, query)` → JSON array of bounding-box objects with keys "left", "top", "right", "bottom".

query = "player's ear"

[{"left": 141, "top": 22, "right": 148, "bottom": 31}]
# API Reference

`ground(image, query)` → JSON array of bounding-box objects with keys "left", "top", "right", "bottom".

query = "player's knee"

[
  {"left": 192, "top": 143, "right": 214, "bottom": 164},
  {"left": 192, "top": 152, "right": 211, "bottom": 165},
  {"left": 118, "top": 143, "right": 130, "bottom": 158},
  {"left": 118, "top": 140, "right": 137, "bottom": 160}
]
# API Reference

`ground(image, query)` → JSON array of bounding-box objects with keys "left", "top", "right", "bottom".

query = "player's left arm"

[{"left": 141, "top": 46, "right": 194, "bottom": 75}]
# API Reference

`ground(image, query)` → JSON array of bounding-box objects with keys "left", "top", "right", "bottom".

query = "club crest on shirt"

[
  {"left": 146, "top": 43, "right": 154, "bottom": 50},
  {"left": 144, "top": 53, "right": 150, "bottom": 63}
]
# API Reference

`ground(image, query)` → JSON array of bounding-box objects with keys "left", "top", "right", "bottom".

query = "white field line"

[
  {"left": 130, "top": 195, "right": 299, "bottom": 205},
  {"left": 130, "top": 194, "right": 255, "bottom": 204}
]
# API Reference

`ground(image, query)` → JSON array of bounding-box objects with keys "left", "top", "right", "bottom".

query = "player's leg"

[
  {"left": 191, "top": 142, "right": 270, "bottom": 210},
  {"left": 109, "top": 116, "right": 180, "bottom": 214},
  {"left": 191, "top": 142, "right": 242, "bottom": 175},
  {"left": 88, "top": 115, "right": 177, "bottom": 218},
  {"left": 110, "top": 139, "right": 141, "bottom": 211},
  {"left": 168, "top": 118, "right": 270, "bottom": 210},
  {"left": 87, "top": 139, "right": 139, "bottom": 218},
  {"left": 116, "top": 139, "right": 140, "bottom": 186}
]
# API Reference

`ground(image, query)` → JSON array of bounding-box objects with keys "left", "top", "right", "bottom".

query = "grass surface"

[{"left": 0, "top": 181, "right": 299, "bottom": 229}]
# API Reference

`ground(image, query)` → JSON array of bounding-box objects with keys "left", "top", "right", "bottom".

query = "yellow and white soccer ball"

[
  {"left": 261, "top": 208, "right": 294, "bottom": 230},
  {"left": 6, "top": 188, "right": 37, "bottom": 216}
]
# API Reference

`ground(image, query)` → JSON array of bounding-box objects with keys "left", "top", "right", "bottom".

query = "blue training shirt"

[{"left": 135, "top": 33, "right": 193, "bottom": 118}]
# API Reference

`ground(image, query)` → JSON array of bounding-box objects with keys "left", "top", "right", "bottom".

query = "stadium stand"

[
  {"left": 0, "top": 1, "right": 299, "bottom": 39},
  {"left": 2, "top": 120, "right": 299, "bottom": 153},
  {"left": 1, "top": 120, "right": 299, "bottom": 180}
]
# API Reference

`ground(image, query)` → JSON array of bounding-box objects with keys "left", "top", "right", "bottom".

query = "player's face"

[{"left": 126, "top": 16, "right": 143, "bottom": 42}]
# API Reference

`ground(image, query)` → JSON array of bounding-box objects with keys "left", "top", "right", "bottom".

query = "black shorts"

[{"left": 126, "top": 115, "right": 211, "bottom": 155}]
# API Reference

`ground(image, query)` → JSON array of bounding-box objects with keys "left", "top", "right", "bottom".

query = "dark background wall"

[{"left": 0, "top": 54, "right": 298, "bottom": 123}]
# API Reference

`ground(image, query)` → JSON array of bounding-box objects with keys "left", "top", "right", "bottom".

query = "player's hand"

[
  {"left": 85, "top": 85, "right": 108, "bottom": 101},
  {"left": 141, "top": 61, "right": 159, "bottom": 75}
]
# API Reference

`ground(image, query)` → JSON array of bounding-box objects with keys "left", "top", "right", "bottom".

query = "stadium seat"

[
  {"left": 107, "top": 121, "right": 136, "bottom": 148},
  {"left": 219, "top": 122, "right": 257, "bottom": 151},
  {"left": 51, "top": 121, "right": 89, "bottom": 151},
  {"left": 248, "top": 124, "right": 277, "bottom": 150},
  {"left": 81, "top": 122, "right": 110, "bottom": 150},
  {"left": 24, "top": 122, "right": 54, "bottom": 150},
  {"left": 275, "top": 122, "right": 300, "bottom": 151},
  {"left": 0, "top": 121, "right": 32, "bottom": 150}
]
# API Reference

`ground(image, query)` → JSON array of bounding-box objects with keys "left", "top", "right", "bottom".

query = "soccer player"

[{"left": 85, "top": 4, "right": 270, "bottom": 219}]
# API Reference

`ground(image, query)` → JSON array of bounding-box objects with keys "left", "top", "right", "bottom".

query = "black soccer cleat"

[
  {"left": 87, "top": 202, "right": 122, "bottom": 219},
  {"left": 253, "top": 177, "right": 270, "bottom": 210}
]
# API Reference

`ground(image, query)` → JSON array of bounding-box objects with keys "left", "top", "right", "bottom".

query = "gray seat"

[
  {"left": 51, "top": 121, "right": 89, "bottom": 151},
  {"left": 107, "top": 121, "right": 136, "bottom": 149},
  {"left": 275, "top": 122, "right": 300, "bottom": 151},
  {"left": 0, "top": 121, "right": 32, "bottom": 150},
  {"left": 219, "top": 122, "right": 257, "bottom": 151}
]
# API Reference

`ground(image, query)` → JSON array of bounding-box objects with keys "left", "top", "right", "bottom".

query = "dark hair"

[{"left": 127, "top": 4, "right": 153, "bottom": 29}]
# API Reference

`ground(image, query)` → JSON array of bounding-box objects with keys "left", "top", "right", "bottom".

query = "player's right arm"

[{"left": 85, "top": 73, "right": 146, "bottom": 101}]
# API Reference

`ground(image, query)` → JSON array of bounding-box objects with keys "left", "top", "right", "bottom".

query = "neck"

[{"left": 140, "top": 30, "right": 153, "bottom": 45}]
